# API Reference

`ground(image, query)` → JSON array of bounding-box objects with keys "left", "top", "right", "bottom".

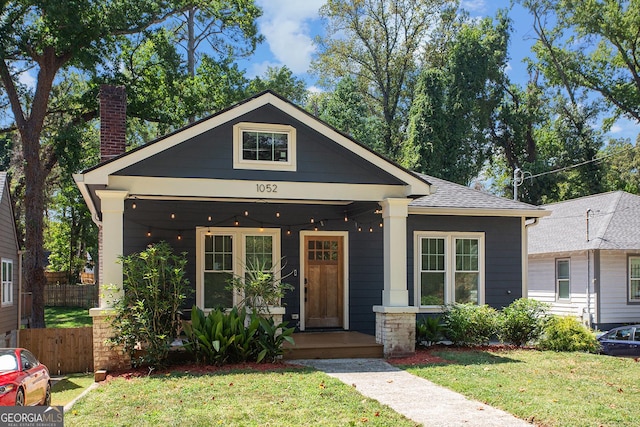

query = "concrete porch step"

[{"left": 283, "top": 331, "right": 383, "bottom": 359}]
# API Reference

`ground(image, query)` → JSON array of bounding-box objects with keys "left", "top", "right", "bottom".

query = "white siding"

[
  {"left": 528, "top": 252, "right": 593, "bottom": 322},
  {"left": 599, "top": 250, "right": 640, "bottom": 324}
]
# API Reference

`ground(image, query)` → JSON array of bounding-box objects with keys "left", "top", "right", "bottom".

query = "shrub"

[
  {"left": 498, "top": 298, "right": 550, "bottom": 346},
  {"left": 416, "top": 316, "right": 443, "bottom": 346},
  {"left": 227, "top": 257, "right": 293, "bottom": 314},
  {"left": 442, "top": 303, "right": 499, "bottom": 346},
  {"left": 538, "top": 316, "right": 600, "bottom": 353},
  {"left": 183, "top": 305, "right": 294, "bottom": 364},
  {"left": 109, "top": 242, "right": 191, "bottom": 368}
]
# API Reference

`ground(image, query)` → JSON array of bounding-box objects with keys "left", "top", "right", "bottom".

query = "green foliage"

[
  {"left": 246, "top": 66, "right": 308, "bottom": 106},
  {"left": 226, "top": 257, "right": 293, "bottom": 314},
  {"left": 109, "top": 242, "right": 191, "bottom": 368},
  {"left": 601, "top": 138, "right": 640, "bottom": 195},
  {"left": 402, "top": 12, "right": 510, "bottom": 185},
  {"left": 183, "top": 305, "right": 294, "bottom": 365},
  {"left": 538, "top": 315, "right": 600, "bottom": 353},
  {"left": 442, "top": 303, "right": 499, "bottom": 346},
  {"left": 416, "top": 316, "right": 443, "bottom": 346},
  {"left": 498, "top": 298, "right": 550, "bottom": 346}
]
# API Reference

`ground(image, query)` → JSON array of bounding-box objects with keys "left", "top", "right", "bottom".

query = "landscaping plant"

[
  {"left": 226, "top": 257, "right": 293, "bottom": 314},
  {"left": 498, "top": 298, "right": 550, "bottom": 346},
  {"left": 442, "top": 303, "right": 499, "bottom": 346},
  {"left": 416, "top": 316, "right": 443, "bottom": 347},
  {"left": 537, "top": 315, "right": 600, "bottom": 352},
  {"left": 109, "top": 242, "right": 191, "bottom": 367}
]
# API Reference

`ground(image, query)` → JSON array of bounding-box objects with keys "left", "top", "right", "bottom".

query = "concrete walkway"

[{"left": 292, "top": 359, "right": 533, "bottom": 427}]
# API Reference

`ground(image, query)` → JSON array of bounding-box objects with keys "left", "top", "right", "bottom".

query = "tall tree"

[
  {"left": 401, "top": 14, "right": 509, "bottom": 185},
  {"left": 0, "top": 0, "right": 260, "bottom": 327},
  {"left": 518, "top": 0, "right": 640, "bottom": 124},
  {"left": 246, "top": 66, "right": 308, "bottom": 106},
  {"left": 600, "top": 138, "right": 640, "bottom": 195},
  {"left": 312, "top": 0, "right": 458, "bottom": 159}
]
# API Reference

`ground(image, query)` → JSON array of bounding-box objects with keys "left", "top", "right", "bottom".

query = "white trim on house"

[
  {"left": 195, "top": 226, "right": 281, "bottom": 311},
  {"left": 233, "top": 122, "right": 297, "bottom": 171},
  {"left": 413, "top": 231, "right": 485, "bottom": 313},
  {"left": 106, "top": 176, "right": 412, "bottom": 202},
  {"left": 1, "top": 258, "right": 13, "bottom": 306},
  {"left": 409, "top": 206, "right": 549, "bottom": 218},
  {"left": 298, "top": 230, "right": 349, "bottom": 332}
]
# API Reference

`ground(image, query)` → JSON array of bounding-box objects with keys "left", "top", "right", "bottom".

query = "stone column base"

[
  {"left": 90, "top": 308, "right": 131, "bottom": 371},
  {"left": 373, "top": 306, "right": 418, "bottom": 358}
]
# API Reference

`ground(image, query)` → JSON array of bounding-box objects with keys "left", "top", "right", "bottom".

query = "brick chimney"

[{"left": 99, "top": 85, "right": 127, "bottom": 162}]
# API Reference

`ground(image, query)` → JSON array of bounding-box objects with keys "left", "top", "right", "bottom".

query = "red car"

[{"left": 0, "top": 348, "right": 51, "bottom": 406}]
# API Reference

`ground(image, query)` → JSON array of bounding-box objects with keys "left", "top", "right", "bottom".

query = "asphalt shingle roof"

[
  {"left": 528, "top": 191, "right": 640, "bottom": 254},
  {"left": 410, "top": 174, "right": 543, "bottom": 212}
]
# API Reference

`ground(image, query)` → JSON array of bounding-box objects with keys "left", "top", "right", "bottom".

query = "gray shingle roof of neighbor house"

[
  {"left": 410, "top": 173, "right": 545, "bottom": 213},
  {"left": 528, "top": 191, "right": 640, "bottom": 254}
]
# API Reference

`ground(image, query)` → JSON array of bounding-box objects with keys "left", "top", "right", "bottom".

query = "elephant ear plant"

[{"left": 108, "top": 242, "right": 191, "bottom": 368}]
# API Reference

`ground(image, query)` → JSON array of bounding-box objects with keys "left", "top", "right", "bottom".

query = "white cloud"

[
  {"left": 256, "top": 0, "right": 325, "bottom": 74},
  {"left": 18, "top": 69, "right": 36, "bottom": 89},
  {"left": 461, "top": 0, "right": 486, "bottom": 13},
  {"left": 609, "top": 124, "right": 623, "bottom": 134}
]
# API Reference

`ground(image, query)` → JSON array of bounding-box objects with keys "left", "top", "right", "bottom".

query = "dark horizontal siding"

[{"left": 117, "top": 105, "right": 404, "bottom": 186}]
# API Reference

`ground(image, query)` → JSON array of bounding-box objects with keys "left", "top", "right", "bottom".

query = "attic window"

[{"left": 233, "top": 122, "right": 296, "bottom": 171}]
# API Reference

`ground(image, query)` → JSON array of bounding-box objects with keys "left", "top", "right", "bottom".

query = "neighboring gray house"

[
  {"left": 75, "top": 88, "right": 546, "bottom": 369},
  {"left": 528, "top": 191, "right": 640, "bottom": 329},
  {"left": 0, "top": 172, "right": 19, "bottom": 346}
]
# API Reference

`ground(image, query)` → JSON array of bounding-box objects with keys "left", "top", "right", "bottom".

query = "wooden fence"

[
  {"left": 19, "top": 327, "right": 93, "bottom": 375},
  {"left": 44, "top": 283, "right": 98, "bottom": 308}
]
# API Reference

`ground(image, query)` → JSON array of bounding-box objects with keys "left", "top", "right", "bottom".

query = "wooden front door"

[{"left": 304, "top": 235, "right": 344, "bottom": 328}]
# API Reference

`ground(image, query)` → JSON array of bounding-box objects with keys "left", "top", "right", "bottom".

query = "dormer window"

[{"left": 233, "top": 122, "right": 296, "bottom": 171}]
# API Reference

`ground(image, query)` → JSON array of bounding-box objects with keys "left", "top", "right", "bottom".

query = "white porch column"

[
  {"left": 95, "top": 190, "right": 128, "bottom": 308},
  {"left": 380, "top": 198, "right": 411, "bottom": 306},
  {"left": 373, "top": 198, "right": 417, "bottom": 357}
]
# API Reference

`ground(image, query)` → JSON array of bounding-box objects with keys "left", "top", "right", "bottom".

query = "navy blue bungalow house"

[{"left": 75, "top": 87, "right": 546, "bottom": 370}]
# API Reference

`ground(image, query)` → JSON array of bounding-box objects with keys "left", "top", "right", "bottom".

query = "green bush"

[
  {"left": 442, "top": 303, "right": 499, "bottom": 346},
  {"left": 109, "top": 242, "right": 191, "bottom": 368},
  {"left": 538, "top": 316, "right": 600, "bottom": 353},
  {"left": 416, "top": 316, "right": 443, "bottom": 346},
  {"left": 499, "top": 298, "right": 550, "bottom": 346},
  {"left": 183, "top": 305, "right": 294, "bottom": 364}
]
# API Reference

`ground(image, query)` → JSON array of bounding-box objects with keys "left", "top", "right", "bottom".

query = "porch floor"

[{"left": 283, "top": 331, "right": 383, "bottom": 359}]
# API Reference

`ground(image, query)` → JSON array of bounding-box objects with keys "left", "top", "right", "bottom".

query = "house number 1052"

[{"left": 256, "top": 183, "right": 277, "bottom": 193}]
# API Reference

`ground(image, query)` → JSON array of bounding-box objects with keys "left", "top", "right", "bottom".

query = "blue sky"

[{"left": 240, "top": 0, "right": 639, "bottom": 142}]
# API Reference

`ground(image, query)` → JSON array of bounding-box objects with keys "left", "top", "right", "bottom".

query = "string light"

[
  {"left": 132, "top": 201, "right": 137, "bottom": 209},
  {"left": 244, "top": 210, "right": 249, "bottom": 216},
  {"left": 177, "top": 231, "right": 182, "bottom": 241},
  {"left": 310, "top": 217, "right": 314, "bottom": 224},
  {"left": 208, "top": 215, "right": 212, "bottom": 222},
  {"left": 234, "top": 217, "right": 239, "bottom": 226},
  {"left": 369, "top": 226, "right": 373, "bottom": 233},
  {"left": 344, "top": 212, "right": 348, "bottom": 222},
  {"left": 286, "top": 228, "right": 291, "bottom": 236},
  {"left": 170, "top": 213, "right": 176, "bottom": 219},
  {"left": 146, "top": 229, "right": 152, "bottom": 237},
  {"left": 276, "top": 211, "right": 280, "bottom": 218}
]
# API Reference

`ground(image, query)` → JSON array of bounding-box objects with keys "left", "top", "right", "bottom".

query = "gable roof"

[
  {"left": 528, "top": 191, "right": 640, "bottom": 254},
  {"left": 410, "top": 174, "right": 545, "bottom": 217},
  {"left": 77, "top": 90, "right": 431, "bottom": 196}
]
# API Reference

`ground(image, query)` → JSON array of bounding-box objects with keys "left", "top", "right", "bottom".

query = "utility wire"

[{"left": 526, "top": 143, "right": 637, "bottom": 180}]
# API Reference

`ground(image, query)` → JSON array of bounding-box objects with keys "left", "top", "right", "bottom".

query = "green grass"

[
  {"left": 51, "top": 373, "right": 95, "bottom": 406},
  {"left": 400, "top": 348, "right": 640, "bottom": 427},
  {"left": 45, "top": 306, "right": 92, "bottom": 328},
  {"left": 65, "top": 368, "right": 416, "bottom": 426}
]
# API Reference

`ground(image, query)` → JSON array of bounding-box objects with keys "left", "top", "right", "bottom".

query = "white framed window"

[
  {"left": 629, "top": 256, "right": 640, "bottom": 302},
  {"left": 233, "top": 122, "right": 296, "bottom": 171},
  {"left": 1, "top": 259, "right": 13, "bottom": 306},
  {"left": 196, "top": 227, "right": 281, "bottom": 310},
  {"left": 556, "top": 258, "right": 570, "bottom": 300},
  {"left": 414, "top": 232, "right": 484, "bottom": 311}
]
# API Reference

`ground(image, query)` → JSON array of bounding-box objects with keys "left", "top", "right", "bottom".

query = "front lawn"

[
  {"left": 395, "top": 347, "right": 640, "bottom": 427},
  {"left": 51, "top": 373, "right": 95, "bottom": 406},
  {"left": 65, "top": 366, "right": 416, "bottom": 426},
  {"left": 45, "top": 306, "right": 92, "bottom": 328}
]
